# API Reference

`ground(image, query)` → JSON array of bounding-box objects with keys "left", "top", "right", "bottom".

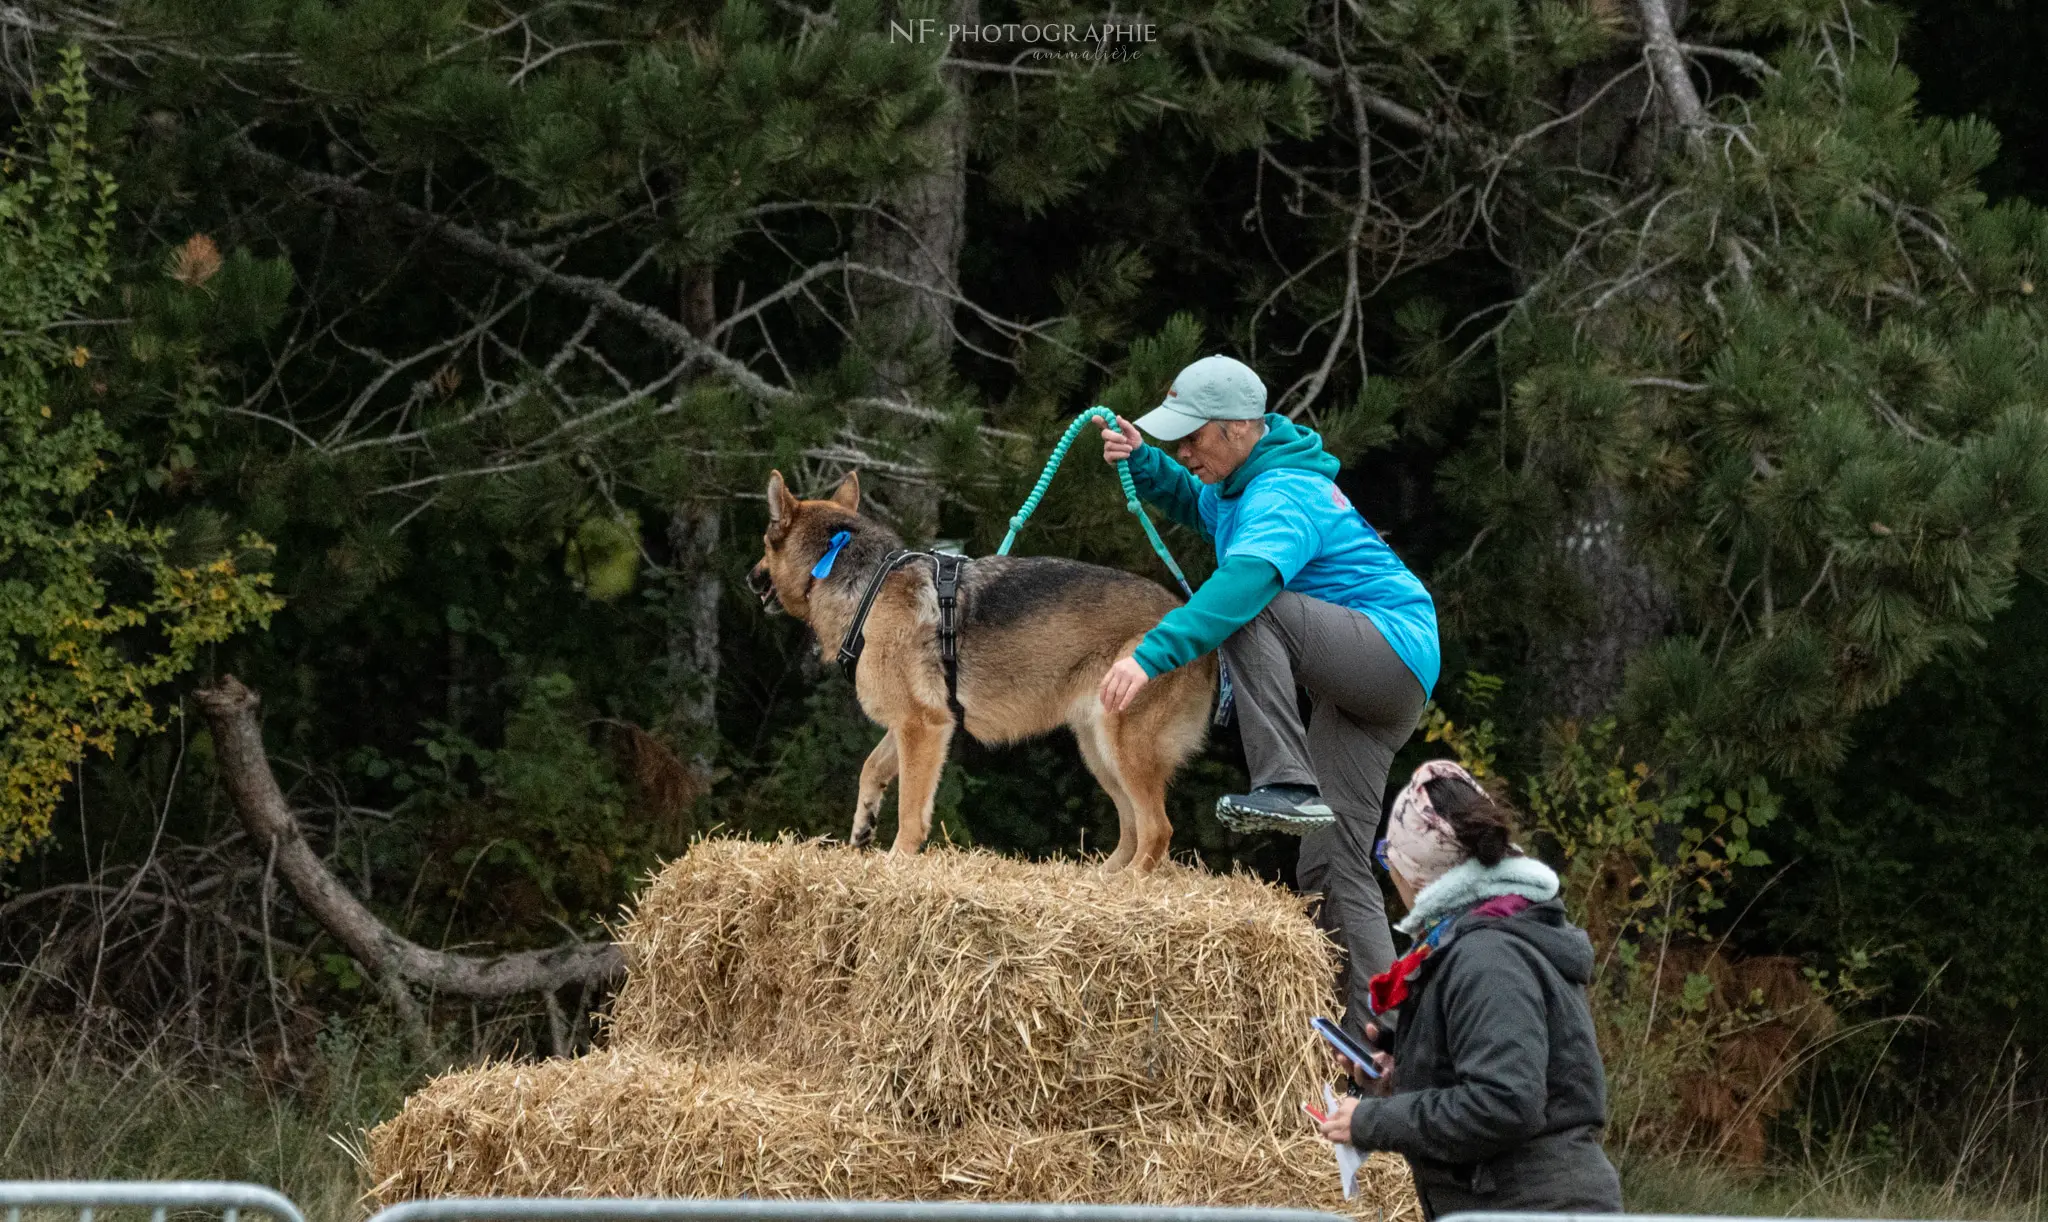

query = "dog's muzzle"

[{"left": 747, "top": 563, "right": 784, "bottom": 614}]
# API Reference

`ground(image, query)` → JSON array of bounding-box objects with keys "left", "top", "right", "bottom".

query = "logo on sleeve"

[{"left": 1331, "top": 487, "right": 1351, "bottom": 510}]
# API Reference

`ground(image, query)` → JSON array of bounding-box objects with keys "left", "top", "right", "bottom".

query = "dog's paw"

[{"left": 850, "top": 820, "right": 875, "bottom": 848}]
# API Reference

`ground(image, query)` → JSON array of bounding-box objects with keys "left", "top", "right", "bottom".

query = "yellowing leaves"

[
  {"left": 0, "top": 53, "right": 280, "bottom": 865},
  {"left": 3, "top": 541, "right": 283, "bottom": 862}
]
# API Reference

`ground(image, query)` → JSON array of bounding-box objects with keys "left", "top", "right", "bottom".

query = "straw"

[
  {"left": 366, "top": 1049, "right": 1419, "bottom": 1220},
  {"left": 370, "top": 839, "right": 1419, "bottom": 1219},
  {"left": 607, "top": 840, "right": 1338, "bottom": 1132}
]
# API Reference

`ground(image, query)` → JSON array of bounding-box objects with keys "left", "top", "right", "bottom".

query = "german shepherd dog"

[{"left": 747, "top": 470, "right": 1216, "bottom": 874}]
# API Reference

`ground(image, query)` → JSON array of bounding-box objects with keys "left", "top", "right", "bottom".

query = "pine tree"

[
  {"left": 1166, "top": 0, "right": 2048, "bottom": 775},
  {"left": 29, "top": 0, "right": 1325, "bottom": 869},
  {"left": 13, "top": 0, "right": 2043, "bottom": 932},
  {"left": 1432, "top": 3, "right": 2048, "bottom": 773}
]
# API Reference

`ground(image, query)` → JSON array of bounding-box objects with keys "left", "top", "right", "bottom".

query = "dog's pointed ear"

[
  {"left": 828, "top": 470, "right": 861, "bottom": 514},
  {"left": 766, "top": 470, "right": 797, "bottom": 533}
]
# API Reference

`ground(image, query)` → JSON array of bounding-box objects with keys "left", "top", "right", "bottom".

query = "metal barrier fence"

[
  {"left": 0, "top": 1186, "right": 1972, "bottom": 1222},
  {"left": 0, "top": 1182, "right": 306, "bottom": 1222},
  {"left": 368, "top": 1204, "right": 1346, "bottom": 1222},
  {"left": 1438, "top": 1215, "right": 1956, "bottom": 1222},
  {"left": 0, "top": 1190, "right": 1343, "bottom": 1222}
]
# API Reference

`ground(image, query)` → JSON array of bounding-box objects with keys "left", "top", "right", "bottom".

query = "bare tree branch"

[
  {"left": 192, "top": 676, "right": 625, "bottom": 1002},
  {"left": 228, "top": 140, "right": 1020, "bottom": 439},
  {"left": 1230, "top": 34, "right": 1452, "bottom": 143},
  {"left": 1681, "top": 42, "right": 1777, "bottom": 78},
  {"left": 1637, "top": 0, "right": 1707, "bottom": 134}
]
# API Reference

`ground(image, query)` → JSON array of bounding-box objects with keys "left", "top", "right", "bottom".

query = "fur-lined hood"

[{"left": 1395, "top": 853, "right": 1561, "bottom": 936}]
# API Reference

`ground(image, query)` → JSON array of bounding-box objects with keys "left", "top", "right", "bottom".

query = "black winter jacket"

[{"left": 1347, "top": 897, "right": 1622, "bottom": 1219}]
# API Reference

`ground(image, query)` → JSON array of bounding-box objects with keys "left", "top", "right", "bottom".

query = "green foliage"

[
  {"left": 353, "top": 670, "right": 658, "bottom": 932},
  {"left": 1423, "top": 673, "right": 1777, "bottom": 952},
  {"left": 1527, "top": 725, "right": 1776, "bottom": 941},
  {"left": 1767, "top": 576, "right": 2048, "bottom": 1050},
  {"left": 1425, "top": 6, "right": 2048, "bottom": 774},
  {"left": 1423, "top": 673, "right": 1859, "bottom": 1157},
  {"left": 563, "top": 511, "right": 642, "bottom": 602},
  {"left": 0, "top": 49, "right": 279, "bottom": 863}
]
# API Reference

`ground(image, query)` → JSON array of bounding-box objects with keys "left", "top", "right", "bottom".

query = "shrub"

[{"left": 1424, "top": 673, "right": 1864, "bottom": 1162}]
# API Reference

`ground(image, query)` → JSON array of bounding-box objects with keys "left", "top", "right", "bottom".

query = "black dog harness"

[{"left": 836, "top": 549, "right": 968, "bottom": 724}]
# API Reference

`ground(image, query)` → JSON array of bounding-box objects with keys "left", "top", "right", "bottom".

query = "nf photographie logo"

[{"left": 889, "top": 18, "right": 1158, "bottom": 61}]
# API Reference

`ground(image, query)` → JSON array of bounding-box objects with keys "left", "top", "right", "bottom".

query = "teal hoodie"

[
  {"left": 1125, "top": 414, "right": 1440, "bottom": 694},
  {"left": 1126, "top": 413, "right": 1340, "bottom": 534}
]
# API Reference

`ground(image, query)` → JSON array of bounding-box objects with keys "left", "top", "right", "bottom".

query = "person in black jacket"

[{"left": 1313, "top": 759, "right": 1623, "bottom": 1218}]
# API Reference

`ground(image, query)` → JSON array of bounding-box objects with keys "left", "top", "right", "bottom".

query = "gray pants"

[{"left": 1219, "top": 591, "right": 1426, "bottom": 1031}]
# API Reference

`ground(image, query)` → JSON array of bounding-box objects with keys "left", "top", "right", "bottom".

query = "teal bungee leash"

[
  {"left": 998, "top": 406, "right": 1235, "bottom": 727},
  {"left": 997, "top": 406, "right": 1190, "bottom": 595}
]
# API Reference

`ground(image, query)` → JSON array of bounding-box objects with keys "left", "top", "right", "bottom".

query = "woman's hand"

[
  {"left": 1332, "top": 1049, "right": 1369, "bottom": 1088},
  {"left": 1333, "top": 1025, "right": 1396, "bottom": 1094},
  {"left": 1099, "top": 656, "right": 1150, "bottom": 713},
  {"left": 1100, "top": 415, "right": 1143, "bottom": 465},
  {"left": 1317, "top": 1096, "right": 1357, "bottom": 1144},
  {"left": 1365, "top": 1049, "right": 1395, "bottom": 1093}
]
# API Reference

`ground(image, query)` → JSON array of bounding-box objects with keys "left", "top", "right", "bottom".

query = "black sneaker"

[{"left": 1215, "top": 784, "right": 1335, "bottom": 834}]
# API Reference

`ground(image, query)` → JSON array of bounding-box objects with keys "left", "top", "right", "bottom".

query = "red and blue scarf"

[{"left": 1366, "top": 894, "right": 1533, "bottom": 1015}]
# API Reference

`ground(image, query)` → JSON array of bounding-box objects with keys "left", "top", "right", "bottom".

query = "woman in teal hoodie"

[{"left": 1098, "top": 354, "right": 1440, "bottom": 1029}]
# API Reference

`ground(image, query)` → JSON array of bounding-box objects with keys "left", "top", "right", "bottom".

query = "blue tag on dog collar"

[{"left": 811, "top": 531, "right": 852, "bottom": 579}]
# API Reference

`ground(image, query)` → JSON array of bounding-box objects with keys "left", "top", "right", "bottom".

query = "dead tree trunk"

[
  {"left": 851, "top": 8, "right": 972, "bottom": 394},
  {"left": 193, "top": 677, "right": 624, "bottom": 1056},
  {"left": 849, "top": 0, "right": 976, "bottom": 539},
  {"left": 1535, "top": 484, "right": 1678, "bottom": 720},
  {"left": 665, "top": 502, "right": 722, "bottom": 780},
  {"left": 658, "top": 264, "right": 725, "bottom": 812},
  {"left": 1521, "top": 0, "right": 1695, "bottom": 718}
]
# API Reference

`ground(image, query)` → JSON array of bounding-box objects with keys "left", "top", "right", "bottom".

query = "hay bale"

[
  {"left": 608, "top": 839, "right": 1336, "bottom": 1131},
  {"left": 371, "top": 842, "right": 1417, "bottom": 1216},
  {"left": 367, "top": 1052, "right": 917, "bottom": 1203},
  {"left": 367, "top": 1049, "right": 1419, "bottom": 1220},
  {"left": 932, "top": 1119, "right": 1418, "bottom": 1215}
]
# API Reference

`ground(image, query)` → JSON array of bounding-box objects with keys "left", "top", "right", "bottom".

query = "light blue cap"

[{"left": 1132, "top": 354, "right": 1267, "bottom": 441}]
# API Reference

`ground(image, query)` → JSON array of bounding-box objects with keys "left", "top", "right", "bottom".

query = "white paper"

[{"left": 1322, "top": 1083, "right": 1364, "bottom": 1199}]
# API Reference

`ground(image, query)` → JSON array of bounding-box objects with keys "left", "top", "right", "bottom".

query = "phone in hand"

[{"left": 1313, "top": 1016, "right": 1382, "bottom": 1079}]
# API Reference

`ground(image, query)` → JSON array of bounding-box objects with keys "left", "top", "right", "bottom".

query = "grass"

[
  {"left": 0, "top": 1017, "right": 412, "bottom": 1222},
  {"left": 5, "top": 980, "right": 2044, "bottom": 1222},
  {"left": 1623, "top": 1155, "right": 2048, "bottom": 1221},
  {"left": 6, "top": 1035, "right": 2047, "bottom": 1222}
]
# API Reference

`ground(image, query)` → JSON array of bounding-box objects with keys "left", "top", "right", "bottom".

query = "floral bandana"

[{"left": 1384, "top": 758, "right": 1483, "bottom": 892}]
